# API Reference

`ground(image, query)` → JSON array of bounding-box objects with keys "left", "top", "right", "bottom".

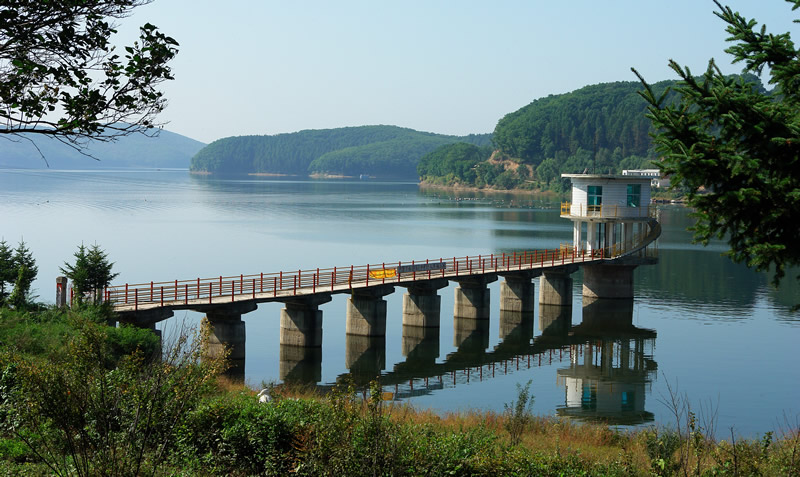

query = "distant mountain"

[
  {"left": 0, "top": 129, "right": 205, "bottom": 169},
  {"left": 190, "top": 125, "right": 492, "bottom": 178}
]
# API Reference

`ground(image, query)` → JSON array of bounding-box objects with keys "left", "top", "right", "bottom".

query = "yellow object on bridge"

[{"left": 369, "top": 268, "right": 397, "bottom": 279}]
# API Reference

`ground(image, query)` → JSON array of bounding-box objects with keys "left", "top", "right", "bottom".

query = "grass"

[{"left": 1, "top": 305, "right": 798, "bottom": 475}]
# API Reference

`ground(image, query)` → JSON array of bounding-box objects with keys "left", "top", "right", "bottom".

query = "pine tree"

[
  {"left": 8, "top": 240, "right": 37, "bottom": 308},
  {"left": 0, "top": 239, "right": 15, "bottom": 306},
  {"left": 634, "top": 0, "right": 800, "bottom": 287},
  {"left": 61, "top": 244, "right": 119, "bottom": 305}
]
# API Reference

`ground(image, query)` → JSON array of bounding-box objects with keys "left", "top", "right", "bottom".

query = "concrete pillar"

[
  {"left": 401, "top": 325, "right": 439, "bottom": 363},
  {"left": 538, "top": 303, "right": 572, "bottom": 337},
  {"left": 279, "top": 344, "right": 321, "bottom": 384},
  {"left": 401, "top": 278, "right": 448, "bottom": 328},
  {"left": 582, "top": 264, "right": 637, "bottom": 299},
  {"left": 204, "top": 302, "right": 256, "bottom": 381},
  {"left": 345, "top": 334, "right": 386, "bottom": 384},
  {"left": 280, "top": 295, "right": 331, "bottom": 347},
  {"left": 539, "top": 266, "right": 576, "bottom": 307},
  {"left": 581, "top": 296, "right": 635, "bottom": 329},
  {"left": 346, "top": 285, "right": 394, "bottom": 337},
  {"left": 499, "top": 310, "right": 534, "bottom": 344},
  {"left": 499, "top": 272, "right": 538, "bottom": 313},
  {"left": 56, "top": 276, "right": 68, "bottom": 308},
  {"left": 453, "top": 274, "right": 497, "bottom": 320},
  {"left": 453, "top": 315, "right": 490, "bottom": 351}
]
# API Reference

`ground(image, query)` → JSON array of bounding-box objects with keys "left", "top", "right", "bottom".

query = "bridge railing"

[
  {"left": 105, "top": 219, "right": 660, "bottom": 311},
  {"left": 105, "top": 247, "right": 602, "bottom": 310}
]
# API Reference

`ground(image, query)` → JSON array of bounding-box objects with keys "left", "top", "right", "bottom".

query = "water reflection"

[
  {"left": 284, "top": 295, "right": 660, "bottom": 423},
  {"left": 556, "top": 298, "right": 657, "bottom": 425}
]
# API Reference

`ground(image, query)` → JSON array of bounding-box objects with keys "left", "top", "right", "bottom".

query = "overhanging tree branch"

[{"left": 0, "top": 0, "right": 178, "bottom": 154}]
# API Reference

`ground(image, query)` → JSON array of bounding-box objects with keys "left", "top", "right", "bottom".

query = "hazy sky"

[{"left": 115, "top": 1, "right": 798, "bottom": 144}]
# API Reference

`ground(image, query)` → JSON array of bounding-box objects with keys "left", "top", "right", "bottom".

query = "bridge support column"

[
  {"left": 401, "top": 278, "right": 448, "bottom": 328},
  {"left": 582, "top": 264, "right": 637, "bottom": 299},
  {"left": 402, "top": 325, "right": 440, "bottom": 364},
  {"left": 453, "top": 316, "right": 490, "bottom": 351},
  {"left": 345, "top": 334, "right": 386, "bottom": 383},
  {"left": 539, "top": 304, "right": 572, "bottom": 337},
  {"left": 539, "top": 266, "right": 577, "bottom": 307},
  {"left": 499, "top": 310, "right": 534, "bottom": 344},
  {"left": 346, "top": 285, "right": 394, "bottom": 337},
  {"left": 279, "top": 344, "right": 322, "bottom": 384},
  {"left": 280, "top": 295, "right": 332, "bottom": 348},
  {"left": 499, "top": 271, "right": 540, "bottom": 313},
  {"left": 581, "top": 297, "right": 635, "bottom": 330},
  {"left": 203, "top": 302, "right": 257, "bottom": 381},
  {"left": 453, "top": 274, "right": 497, "bottom": 320}
]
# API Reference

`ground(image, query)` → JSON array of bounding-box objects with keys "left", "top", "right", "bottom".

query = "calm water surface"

[{"left": 1, "top": 169, "right": 797, "bottom": 437}]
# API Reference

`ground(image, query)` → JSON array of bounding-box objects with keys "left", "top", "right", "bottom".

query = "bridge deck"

[{"left": 106, "top": 245, "right": 650, "bottom": 314}]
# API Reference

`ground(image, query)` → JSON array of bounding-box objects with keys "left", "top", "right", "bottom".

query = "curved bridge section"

[{"left": 103, "top": 218, "right": 661, "bottom": 323}]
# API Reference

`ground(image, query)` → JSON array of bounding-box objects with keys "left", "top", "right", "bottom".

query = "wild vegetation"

[
  {"left": 1, "top": 304, "right": 798, "bottom": 477},
  {"left": 190, "top": 125, "right": 491, "bottom": 178},
  {"left": 417, "top": 80, "right": 685, "bottom": 192}
]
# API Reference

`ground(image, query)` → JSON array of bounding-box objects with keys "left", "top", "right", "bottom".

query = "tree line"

[
  {"left": 419, "top": 76, "right": 764, "bottom": 192},
  {"left": 190, "top": 125, "right": 491, "bottom": 177}
]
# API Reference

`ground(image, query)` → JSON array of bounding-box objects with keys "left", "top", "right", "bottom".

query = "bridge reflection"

[{"left": 279, "top": 296, "right": 657, "bottom": 426}]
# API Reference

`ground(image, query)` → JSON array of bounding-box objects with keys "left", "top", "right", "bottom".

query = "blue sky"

[{"left": 116, "top": 1, "right": 798, "bottom": 144}]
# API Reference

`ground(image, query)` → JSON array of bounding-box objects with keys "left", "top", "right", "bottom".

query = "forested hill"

[
  {"left": 419, "top": 80, "right": 681, "bottom": 191},
  {"left": 190, "top": 126, "right": 492, "bottom": 177},
  {"left": 492, "top": 80, "right": 673, "bottom": 165}
]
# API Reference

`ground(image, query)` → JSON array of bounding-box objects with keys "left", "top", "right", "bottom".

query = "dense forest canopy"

[
  {"left": 190, "top": 126, "right": 491, "bottom": 177},
  {"left": 492, "top": 81, "right": 675, "bottom": 167},
  {"left": 417, "top": 79, "right": 772, "bottom": 191}
]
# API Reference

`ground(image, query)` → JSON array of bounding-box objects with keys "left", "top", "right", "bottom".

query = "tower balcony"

[{"left": 561, "top": 202, "right": 655, "bottom": 220}]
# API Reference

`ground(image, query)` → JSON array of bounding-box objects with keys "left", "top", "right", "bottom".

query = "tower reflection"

[{"left": 556, "top": 298, "right": 657, "bottom": 425}]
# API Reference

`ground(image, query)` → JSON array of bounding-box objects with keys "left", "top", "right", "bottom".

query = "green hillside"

[
  {"left": 190, "top": 126, "right": 492, "bottom": 177},
  {"left": 419, "top": 77, "right": 766, "bottom": 191},
  {"left": 0, "top": 129, "right": 205, "bottom": 169}
]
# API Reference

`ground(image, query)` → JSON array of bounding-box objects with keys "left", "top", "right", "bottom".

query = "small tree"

[
  {"left": 61, "top": 244, "right": 119, "bottom": 306},
  {"left": 5, "top": 240, "right": 37, "bottom": 309},
  {"left": 0, "top": 239, "right": 14, "bottom": 306}
]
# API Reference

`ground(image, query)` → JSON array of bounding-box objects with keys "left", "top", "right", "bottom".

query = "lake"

[{"left": 1, "top": 168, "right": 797, "bottom": 438}]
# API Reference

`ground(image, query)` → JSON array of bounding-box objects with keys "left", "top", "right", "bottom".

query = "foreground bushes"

[{"left": 0, "top": 306, "right": 798, "bottom": 475}]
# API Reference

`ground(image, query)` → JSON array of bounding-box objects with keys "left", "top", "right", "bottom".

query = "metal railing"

[
  {"left": 105, "top": 221, "right": 661, "bottom": 313},
  {"left": 560, "top": 202, "right": 656, "bottom": 219}
]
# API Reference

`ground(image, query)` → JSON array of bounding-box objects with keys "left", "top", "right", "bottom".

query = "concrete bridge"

[{"left": 97, "top": 215, "right": 660, "bottom": 376}]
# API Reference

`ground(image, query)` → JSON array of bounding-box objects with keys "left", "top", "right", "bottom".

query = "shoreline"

[{"left": 418, "top": 181, "right": 561, "bottom": 199}]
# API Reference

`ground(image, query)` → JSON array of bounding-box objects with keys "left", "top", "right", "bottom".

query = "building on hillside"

[{"left": 622, "top": 169, "right": 670, "bottom": 188}]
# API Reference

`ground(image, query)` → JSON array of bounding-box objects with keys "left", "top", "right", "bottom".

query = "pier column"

[
  {"left": 499, "top": 270, "right": 540, "bottom": 313},
  {"left": 279, "top": 344, "right": 322, "bottom": 384},
  {"left": 452, "top": 274, "right": 497, "bottom": 320},
  {"left": 538, "top": 304, "right": 572, "bottom": 337},
  {"left": 582, "top": 264, "right": 637, "bottom": 299},
  {"left": 345, "top": 334, "right": 386, "bottom": 384},
  {"left": 402, "top": 325, "right": 440, "bottom": 365},
  {"left": 581, "top": 296, "right": 635, "bottom": 330},
  {"left": 453, "top": 315, "right": 490, "bottom": 352},
  {"left": 401, "top": 278, "right": 448, "bottom": 328},
  {"left": 539, "top": 265, "right": 577, "bottom": 307},
  {"left": 346, "top": 285, "right": 395, "bottom": 337},
  {"left": 499, "top": 310, "right": 534, "bottom": 344},
  {"left": 280, "top": 295, "right": 332, "bottom": 348},
  {"left": 56, "top": 276, "right": 68, "bottom": 308},
  {"left": 203, "top": 302, "right": 257, "bottom": 380}
]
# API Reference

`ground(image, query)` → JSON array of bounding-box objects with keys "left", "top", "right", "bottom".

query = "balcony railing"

[{"left": 560, "top": 202, "right": 655, "bottom": 219}]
